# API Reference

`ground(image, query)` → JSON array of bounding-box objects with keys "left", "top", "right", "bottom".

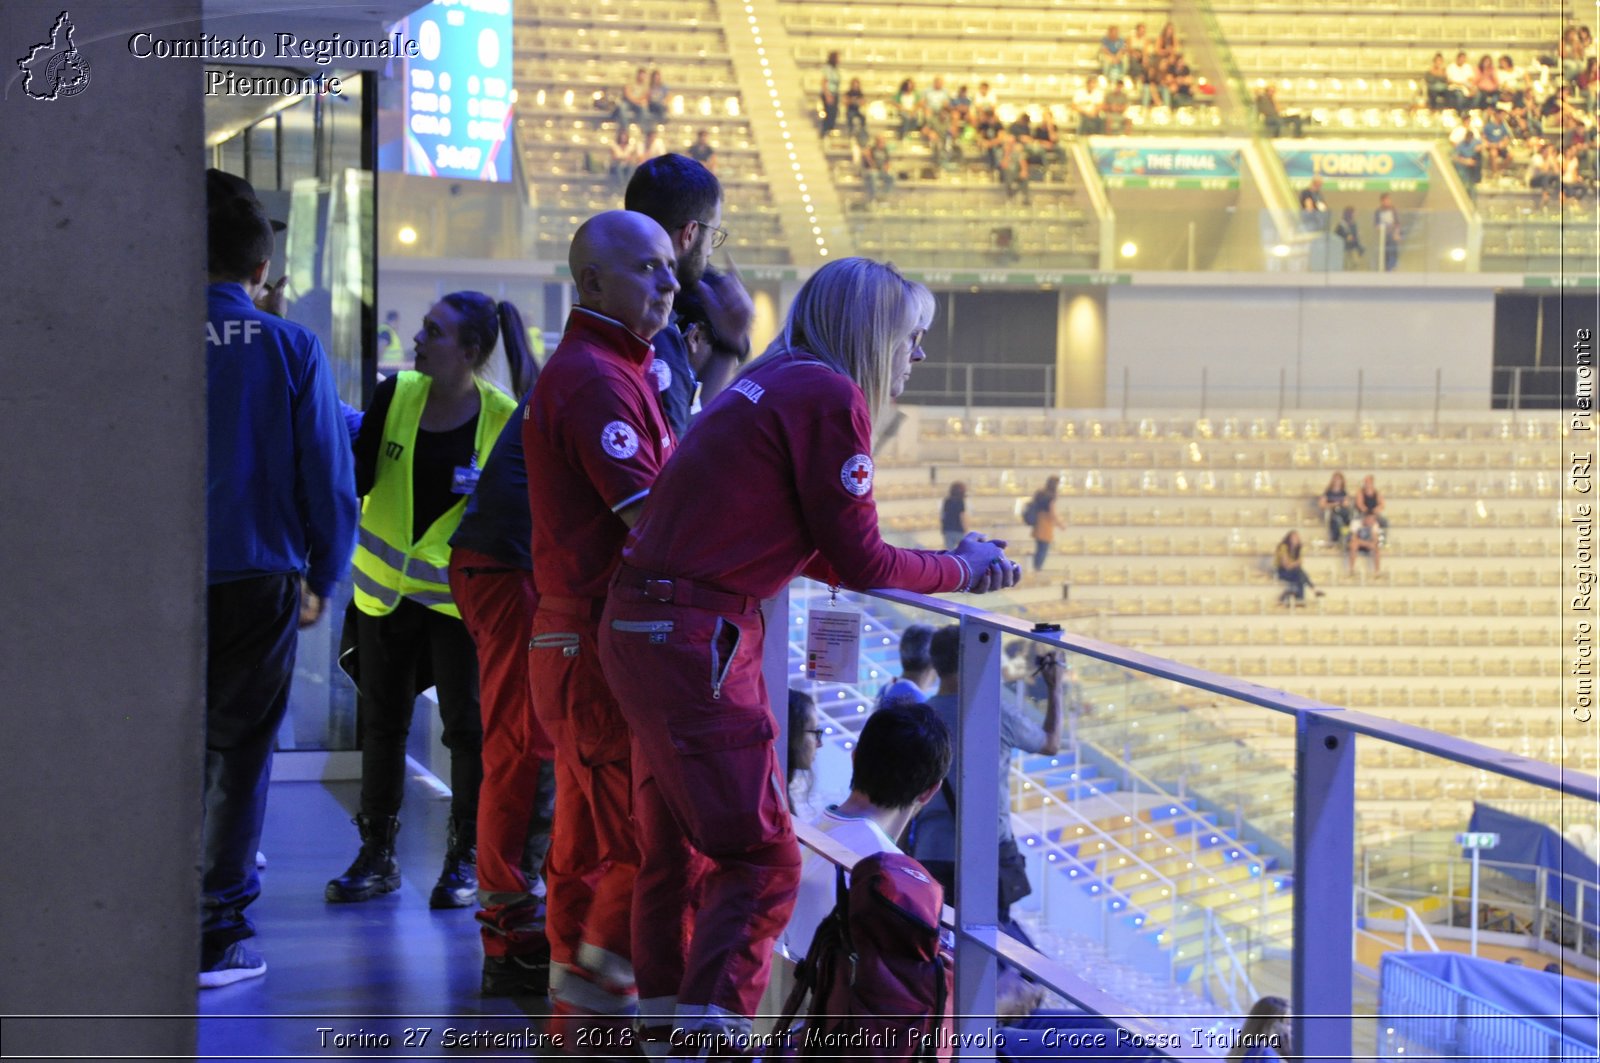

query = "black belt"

[{"left": 613, "top": 564, "right": 759, "bottom": 615}]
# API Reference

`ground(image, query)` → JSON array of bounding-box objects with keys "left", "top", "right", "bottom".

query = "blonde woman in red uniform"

[{"left": 599, "top": 257, "right": 1020, "bottom": 1050}]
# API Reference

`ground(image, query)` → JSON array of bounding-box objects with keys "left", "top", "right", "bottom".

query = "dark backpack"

[
  {"left": 779, "top": 851, "right": 953, "bottom": 1061},
  {"left": 1021, "top": 497, "right": 1041, "bottom": 527}
]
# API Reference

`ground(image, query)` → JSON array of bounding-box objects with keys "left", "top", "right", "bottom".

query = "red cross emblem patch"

[
  {"left": 840, "top": 454, "right": 874, "bottom": 497},
  {"left": 601, "top": 420, "right": 640, "bottom": 459}
]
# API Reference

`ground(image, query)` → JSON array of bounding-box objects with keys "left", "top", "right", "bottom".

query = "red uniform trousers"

[
  {"left": 448, "top": 550, "right": 555, "bottom": 958},
  {"left": 528, "top": 598, "right": 639, "bottom": 1014},
  {"left": 599, "top": 583, "right": 802, "bottom": 1032}
]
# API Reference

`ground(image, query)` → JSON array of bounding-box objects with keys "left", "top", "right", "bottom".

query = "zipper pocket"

[
  {"left": 708, "top": 617, "right": 742, "bottom": 701},
  {"left": 530, "top": 632, "right": 581, "bottom": 657}
]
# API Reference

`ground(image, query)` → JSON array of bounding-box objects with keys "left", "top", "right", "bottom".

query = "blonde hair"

[{"left": 743, "top": 257, "right": 934, "bottom": 419}]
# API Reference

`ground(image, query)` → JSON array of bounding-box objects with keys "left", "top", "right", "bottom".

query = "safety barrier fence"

[{"left": 763, "top": 577, "right": 1599, "bottom": 1059}]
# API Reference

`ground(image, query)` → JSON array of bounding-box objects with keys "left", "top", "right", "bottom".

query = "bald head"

[{"left": 569, "top": 210, "right": 680, "bottom": 340}]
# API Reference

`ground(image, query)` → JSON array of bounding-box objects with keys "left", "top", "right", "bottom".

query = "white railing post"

[{"left": 954, "top": 615, "right": 1004, "bottom": 1053}]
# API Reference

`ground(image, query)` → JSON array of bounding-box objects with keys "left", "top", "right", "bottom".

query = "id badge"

[
  {"left": 805, "top": 605, "right": 862, "bottom": 683},
  {"left": 450, "top": 462, "right": 481, "bottom": 495}
]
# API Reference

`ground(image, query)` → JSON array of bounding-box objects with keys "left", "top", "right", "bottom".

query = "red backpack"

[{"left": 779, "top": 851, "right": 954, "bottom": 1061}]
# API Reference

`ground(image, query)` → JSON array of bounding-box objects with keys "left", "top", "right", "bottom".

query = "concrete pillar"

[{"left": 1, "top": 1, "right": 204, "bottom": 1055}]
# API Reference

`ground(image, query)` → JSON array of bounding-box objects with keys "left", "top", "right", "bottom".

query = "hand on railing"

[{"left": 950, "top": 532, "right": 1022, "bottom": 593}]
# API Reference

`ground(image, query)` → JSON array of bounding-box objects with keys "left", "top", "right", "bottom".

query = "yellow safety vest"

[{"left": 352, "top": 371, "right": 515, "bottom": 618}]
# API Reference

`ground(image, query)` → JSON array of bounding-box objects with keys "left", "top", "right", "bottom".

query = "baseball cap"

[{"left": 206, "top": 168, "right": 286, "bottom": 231}]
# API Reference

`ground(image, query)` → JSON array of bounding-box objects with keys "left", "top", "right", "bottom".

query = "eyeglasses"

[
  {"left": 805, "top": 728, "right": 825, "bottom": 742},
  {"left": 700, "top": 221, "right": 729, "bottom": 249}
]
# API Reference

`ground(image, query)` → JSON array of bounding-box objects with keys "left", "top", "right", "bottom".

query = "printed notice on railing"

[
  {"left": 1569, "top": 323, "right": 1596, "bottom": 728},
  {"left": 805, "top": 606, "right": 861, "bottom": 683}
]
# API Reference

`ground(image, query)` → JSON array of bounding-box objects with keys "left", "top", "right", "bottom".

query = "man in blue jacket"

[{"left": 202, "top": 181, "right": 358, "bottom": 987}]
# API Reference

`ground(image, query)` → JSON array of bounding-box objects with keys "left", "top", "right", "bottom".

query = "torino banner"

[{"left": 1278, "top": 146, "right": 1431, "bottom": 191}]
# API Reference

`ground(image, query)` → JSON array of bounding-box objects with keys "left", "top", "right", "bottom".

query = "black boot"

[
  {"left": 325, "top": 814, "right": 400, "bottom": 903},
  {"left": 430, "top": 817, "right": 477, "bottom": 909}
]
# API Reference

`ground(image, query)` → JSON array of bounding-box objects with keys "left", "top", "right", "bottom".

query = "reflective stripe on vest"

[{"left": 351, "top": 371, "right": 516, "bottom": 618}]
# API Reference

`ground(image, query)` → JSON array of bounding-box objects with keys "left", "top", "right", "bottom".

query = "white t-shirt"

[{"left": 779, "top": 807, "right": 900, "bottom": 961}]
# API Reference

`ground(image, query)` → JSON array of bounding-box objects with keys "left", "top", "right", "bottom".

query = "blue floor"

[{"left": 198, "top": 778, "right": 552, "bottom": 1060}]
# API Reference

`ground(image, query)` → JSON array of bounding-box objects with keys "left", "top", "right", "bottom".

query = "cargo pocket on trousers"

[{"left": 665, "top": 707, "right": 785, "bottom": 854}]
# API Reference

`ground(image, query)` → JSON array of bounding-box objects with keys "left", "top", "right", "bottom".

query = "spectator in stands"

[
  {"left": 1102, "top": 78, "right": 1132, "bottom": 135},
  {"left": 1319, "top": 471, "right": 1354, "bottom": 543},
  {"left": 778, "top": 697, "right": 952, "bottom": 961},
  {"left": 1156, "top": 21, "right": 1178, "bottom": 59},
  {"left": 687, "top": 128, "right": 716, "bottom": 174},
  {"left": 974, "top": 81, "right": 999, "bottom": 111},
  {"left": 646, "top": 68, "right": 670, "bottom": 133},
  {"left": 1374, "top": 193, "right": 1403, "bottom": 271},
  {"left": 1299, "top": 176, "right": 1329, "bottom": 230},
  {"left": 1274, "top": 531, "right": 1323, "bottom": 606},
  {"left": 1424, "top": 53, "right": 1452, "bottom": 111},
  {"left": 997, "top": 130, "right": 1032, "bottom": 204},
  {"left": 920, "top": 77, "right": 955, "bottom": 164},
  {"left": 1256, "top": 85, "right": 1295, "bottom": 138},
  {"left": 1073, "top": 80, "right": 1105, "bottom": 135},
  {"left": 617, "top": 66, "right": 649, "bottom": 129},
  {"left": 1497, "top": 55, "right": 1527, "bottom": 107},
  {"left": 844, "top": 77, "right": 868, "bottom": 139},
  {"left": 941, "top": 482, "right": 969, "bottom": 550},
  {"left": 1029, "top": 112, "right": 1064, "bottom": 168},
  {"left": 1227, "top": 996, "right": 1291, "bottom": 1061},
  {"left": 1167, "top": 52, "right": 1196, "bottom": 105},
  {"left": 1452, "top": 128, "right": 1482, "bottom": 192},
  {"left": 1099, "top": 25, "right": 1126, "bottom": 79},
  {"left": 1561, "top": 141, "right": 1591, "bottom": 205},
  {"left": 894, "top": 77, "right": 921, "bottom": 140},
  {"left": 1349, "top": 512, "right": 1382, "bottom": 574},
  {"left": 1126, "top": 47, "right": 1152, "bottom": 104},
  {"left": 1470, "top": 55, "right": 1500, "bottom": 112},
  {"left": 1028, "top": 475, "right": 1060, "bottom": 573},
  {"left": 1334, "top": 207, "right": 1365, "bottom": 270},
  {"left": 908, "top": 626, "right": 1062, "bottom": 923},
  {"left": 1354, "top": 474, "right": 1389, "bottom": 538},
  {"left": 975, "top": 105, "right": 1007, "bottom": 165},
  {"left": 819, "top": 51, "right": 842, "bottom": 137},
  {"left": 1130, "top": 21, "right": 1151, "bottom": 56},
  {"left": 1529, "top": 140, "right": 1563, "bottom": 209},
  {"left": 1446, "top": 52, "right": 1475, "bottom": 111},
  {"left": 641, "top": 126, "right": 667, "bottom": 162},
  {"left": 787, "top": 690, "right": 822, "bottom": 817},
  {"left": 607, "top": 127, "right": 641, "bottom": 190},
  {"left": 880, "top": 624, "right": 938, "bottom": 705},
  {"left": 862, "top": 134, "right": 895, "bottom": 205},
  {"left": 1481, "top": 109, "right": 1512, "bottom": 179}
]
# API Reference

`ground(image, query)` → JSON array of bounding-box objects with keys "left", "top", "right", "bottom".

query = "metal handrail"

[
  {"left": 1200, "top": 906, "right": 1260, "bottom": 1015},
  {"left": 1357, "top": 884, "right": 1442, "bottom": 954}
]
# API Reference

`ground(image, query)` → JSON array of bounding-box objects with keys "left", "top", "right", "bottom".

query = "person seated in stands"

[
  {"left": 844, "top": 77, "right": 867, "bottom": 140},
  {"left": 879, "top": 623, "right": 938, "bottom": 706},
  {"left": 818, "top": 51, "right": 841, "bottom": 137},
  {"left": 616, "top": 66, "right": 649, "bottom": 129},
  {"left": 687, "top": 128, "right": 717, "bottom": 174},
  {"left": 1102, "top": 78, "right": 1132, "bottom": 135},
  {"left": 974, "top": 81, "right": 999, "bottom": 112},
  {"left": 1073, "top": 80, "right": 1106, "bottom": 135},
  {"left": 996, "top": 130, "right": 1032, "bottom": 205},
  {"left": 1098, "top": 25, "right": 1126, "bottom": 80},
  {"left": 607, "top": 127, "right": 641, "bottom": 190},
  {"left": 787, "top": 690, "right": 823, "bottom": 818},
  {"left": 1480, "top": 109, "right": 1512, "bottom": 179},
  {"left": 1167, "top": 52, "right": 1196, "bottom": 106},
  {"left": 1227, "top": 996, "right": 1291, "bottom": 1061},
  {"left": 908, "top": 626, "right": 1062, "bottom": 924},
  {"left": 1562, "top": 141, "right": 1592, "bottom": 206},
  {"left": 920, "top": 77, "right": 955, "bottom": 164},
  {"left": 1470, "top": 55, "right": 1501, "bottom": 113},
  {"left": 640, "top": 125, "right": 666, "bottom": 162},
  {"left": 645, "top": 68, "right": 669, "bottom": 134},
  {"left": 894, "top": 77, "right": 921, "bottom": 140},
  {"left": 1348, "top": 512, "right": 1382, "bottom": 575},
  {"left": 1274, "top": 531, "right": 1323, "bottom": 606},
  {"left": 776, "top": 697, "right": 952, "bottom": 961},
  {"left": 1129, "top": 21, "right": 1150, "bottom": 56},
  {"left": 1155, "top": 20, "right": 1178, "bottom": 59},
  {"left": 1007, "top": 109, "right": 1033, "bottom": 143},
  {"left": 1528, "top": 139, "right": 1562, "bottom": 209},
  {"left": 1446, "top": 51, "right": 1475, "bottom": 111},
  {"left": 1424, "top": 53, "right": 1452, "bottom": 111},
  {"left": 1028, "top": 112, "right": 1064, "bottom": 168},
  {"left": 862, "top": 134, "right": 895, "bottom": 204},
  {"left": 941, "top": 483, "right": 968, "bottom": 551},
  {"left": 1497, "top": 55, "right": 1527, "bottom": 108},
  {"left": 1319, "top": 471, "right": 1354, "bottom": 544},
  {"left": 949, "top": 83, "right": 973, "bottom": 127},
  {"left": 1452, "top": 127, "right": 1482, "bottom": 192},
  {"left": 1354, "top": 474, "right": 1389, "bottom": 538},
  {"left": 974, "top": 106, "right": 1006, "bottom": 168},
  {"left": 1125, "top": 47, "right": 1152, "bottom": 105}
]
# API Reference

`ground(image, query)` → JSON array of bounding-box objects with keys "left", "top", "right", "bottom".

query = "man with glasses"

[{"left": 625, "top": 154, "right": 754, "bottom": 435}]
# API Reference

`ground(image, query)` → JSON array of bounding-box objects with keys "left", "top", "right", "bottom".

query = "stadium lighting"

[
  {"left": 1449, "top": 248, "right": 1467, "bottom": 262},
  {"left": 1120, "top": 241, "right": 1138, "bottom": 258},
  {"left": 1271, "top": 244, "right": 1292, "bottom": 257},
  {"left": 397, "top": 226, "right": 417, "bottom": 245}
]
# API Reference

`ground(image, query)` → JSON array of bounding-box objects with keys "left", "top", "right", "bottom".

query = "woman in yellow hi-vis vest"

[{"left": 327, "top": 292, "right": 533, "bottom": 909}]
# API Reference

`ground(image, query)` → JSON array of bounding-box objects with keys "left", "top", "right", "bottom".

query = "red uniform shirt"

[
  {"left": 621, "top": 349, "right": 965, "bottom": 598},
  {"left": 525, "top": 308, "right": 676, "bottom": 600}
]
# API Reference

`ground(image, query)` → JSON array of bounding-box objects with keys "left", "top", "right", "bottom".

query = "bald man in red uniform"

[{"left": 524, "top": 210, "right": 679, "bottom": 1032}]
